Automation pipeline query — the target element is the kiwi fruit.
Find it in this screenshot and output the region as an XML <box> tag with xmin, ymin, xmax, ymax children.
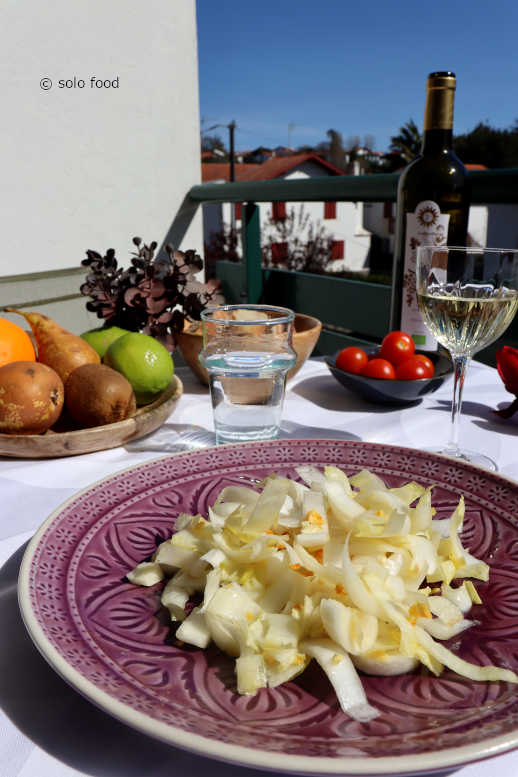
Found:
<box><xmin>65</xmin><ymin>363</ymin><xmax>137</xmax><ymax>428</ymax></box>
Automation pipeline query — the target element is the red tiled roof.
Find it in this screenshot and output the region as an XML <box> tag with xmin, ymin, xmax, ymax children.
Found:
<box><xmin>201</xmin><ymin>163</ymin><xmax>258</xmax><ymax>183</ymax></box>
<box><xmin>244</xmin><ymin>153</ymin><xmax>345</xmax><ymax>179</ymax></box>
<box><xmin>201</xmin><ymin>153</ymin><xmax>346</xmax><ymax>183</ymax></box>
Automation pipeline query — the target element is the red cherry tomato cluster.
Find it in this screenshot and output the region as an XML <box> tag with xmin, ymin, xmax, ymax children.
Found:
<box><xmin>335</xmin><ymin>331</ymin><xmax>435</xmax><ymax>381</ymax></box>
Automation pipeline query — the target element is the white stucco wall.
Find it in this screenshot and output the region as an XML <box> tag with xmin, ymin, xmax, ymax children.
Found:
<box><xmin>2</xmin><ymin>0</ymin><xmax>202</xmax><ymax>278</ymax></box>
<box><xmin>467</xmin><ymin>206</ymin><xmax>489</xmax><ymax>248</ymax></box>
<box><xmin>363</xmin><ymin>202</ymin><xmax>395</xmax><ymax>252</ymax></box>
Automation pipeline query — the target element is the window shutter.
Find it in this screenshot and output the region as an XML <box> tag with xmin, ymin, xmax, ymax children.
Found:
<box><xmin>331</xmin><ymin>240</ymin><xmax>344</xmax><ymax>260</ymax></box>
<box><xmin>324</xmin><ymin>201</ymin><xmax>337</xmax><ymax>219</ymax></box>
<box><xmin>272</xmin><ymin>202</ymin><xmax>287</xmax><ymax>220</ymax></box>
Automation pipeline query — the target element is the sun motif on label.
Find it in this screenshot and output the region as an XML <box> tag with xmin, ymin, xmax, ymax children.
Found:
<box><xmin>417</xmin><ymin>204</ymin><xmax>440</xmax><ymax>227</ymax></box>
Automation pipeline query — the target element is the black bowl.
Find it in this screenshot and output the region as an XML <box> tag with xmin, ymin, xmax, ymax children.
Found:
<box><xmin>325</xmin><ymin>346</ymin><xmax>453</xmax><ymax>405</ymax></box>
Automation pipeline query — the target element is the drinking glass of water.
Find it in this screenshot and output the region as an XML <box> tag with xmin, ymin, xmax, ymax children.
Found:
<box><xmin>199</xmin><ymin>304</ymin><xmax>297</xmax><ymax>445</ymax></box>
<box><xmin>416</xmin><ymin>246</ymin><xmax>518</xmax><ymax>470</ymax></box>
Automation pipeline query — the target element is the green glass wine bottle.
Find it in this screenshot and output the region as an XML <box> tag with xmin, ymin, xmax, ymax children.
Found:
<box><xmin>389</xmin><ymin>71</ymin><xmax>470</xmax><ymax>350</ymax></box>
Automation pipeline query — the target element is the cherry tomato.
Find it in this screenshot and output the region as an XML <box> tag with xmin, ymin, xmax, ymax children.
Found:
<box><xmin>396</xmin><ymin>355</ymin><xmax>433</xmax><ymax>380</ymax></box>
<box><xmin>361</xmin><ymin>358</ymin><xmax>396</xmax><ymax>380</ymax></box>
<box><xmin>378</xmin><ymin>331</ymin><xmax>415</xmax><ymax>367</ymax></box>
<box><xmin>335</xmin><ymin>346</ymin><xmax>368</xmax><ymax>374</ymax></box>
<box><xmin>411</xmin><ymin>354</ymin><xmax>435</xmax><ymax>378</ymax></box>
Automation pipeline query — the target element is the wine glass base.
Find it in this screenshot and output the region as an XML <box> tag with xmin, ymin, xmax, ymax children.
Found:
<box><xmin>422</xmin><ymin>446</ymin><xmax>498</xmax><ymax>472</ymax></box>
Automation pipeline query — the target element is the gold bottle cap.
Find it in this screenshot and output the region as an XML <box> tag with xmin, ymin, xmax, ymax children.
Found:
<box><xmin>427</xmin><ymin>71</ymin><xmax>456</xmax><ymax>90</ymax></box>
<box><xmin>424</xmin><ymin>72</ymin><xmax>456</xmax><ymax>131</ymax></box>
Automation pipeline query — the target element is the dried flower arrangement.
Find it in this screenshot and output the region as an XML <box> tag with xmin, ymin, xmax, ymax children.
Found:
<box><xmin>80</xmin><ymin>237</ymin><xmax>223</xmax><ymax>350</ymax></box>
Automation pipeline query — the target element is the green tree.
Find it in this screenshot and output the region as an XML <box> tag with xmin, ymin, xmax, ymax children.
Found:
<box><xmin>453</xmin><ymin>121</ymin><xmax>518</xmax><ymax>168</ymax></box>
<box><xmin>306</xmin><ymin>130</ymin><xmax>346</xmax><ymax>170</ymax></box>
<box><xmin>389</xmin><ymin>119</ymin><xmax>422</xmax><ymax>163</ymax></box>
<box><xmin>201</xmin><ymin>134</ymin><xmax>228</xmax><ymax>158</ymax></box>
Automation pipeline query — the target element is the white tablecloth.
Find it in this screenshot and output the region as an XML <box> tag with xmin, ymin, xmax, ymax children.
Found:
<box><xmin>1</xmin><ymin>358</ymin><xmax>517</xmax><ymax>777</ymax></box>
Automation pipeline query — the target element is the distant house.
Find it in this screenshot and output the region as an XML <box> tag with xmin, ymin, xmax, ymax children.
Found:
<box><xmin>202</xmin><ymin>152</ymin><xmax>372</xmax><ymax>274</ymax></box>
<box><xmin>344</xmin><ymin>146</ymin><xmax>386</xmax><ymax>174</ymax></box>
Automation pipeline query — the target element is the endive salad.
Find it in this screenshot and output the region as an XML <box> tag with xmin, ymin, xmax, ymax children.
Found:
<box><xmin>127</xmin><ymin>465</ymin><xmax>518</xmax><ymax>721</ymax></box>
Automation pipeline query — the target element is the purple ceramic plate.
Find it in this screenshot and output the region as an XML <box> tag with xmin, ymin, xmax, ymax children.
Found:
<box><xmin>18</xmin><ymin>441</ymin><xmax>518</xmax><ymax>777</ymax></box>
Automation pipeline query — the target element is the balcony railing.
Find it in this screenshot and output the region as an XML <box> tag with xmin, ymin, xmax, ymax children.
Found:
<box><xmin>188</xmin><ymin>169</ymin><xmax>518</xmax><ymax>364</ymax></box>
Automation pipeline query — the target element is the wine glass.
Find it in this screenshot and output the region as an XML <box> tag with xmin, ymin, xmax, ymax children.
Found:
<box><xmin>416</xmin><ymin>246</ymin><xmax>518</xmax><ymax>471</ymax></box>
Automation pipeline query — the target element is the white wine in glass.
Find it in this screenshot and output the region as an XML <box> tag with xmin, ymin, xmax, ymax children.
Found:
<box><xmin>416</xmin><ymin>246</ymin><xmax>518</xmax><ymax>470</ymax></box>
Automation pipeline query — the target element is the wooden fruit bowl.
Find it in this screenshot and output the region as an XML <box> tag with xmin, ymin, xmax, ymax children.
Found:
<box><xmin>0</xmin><ymin>374</ymin><xmax>183</xmax><ymax>459</ymax></box>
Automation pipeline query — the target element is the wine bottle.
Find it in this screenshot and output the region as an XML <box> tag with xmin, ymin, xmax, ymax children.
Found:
<box><xmin>389</xmin><ymin>71</ymin><xmax>470</xmax><ymax>350</ymax></box>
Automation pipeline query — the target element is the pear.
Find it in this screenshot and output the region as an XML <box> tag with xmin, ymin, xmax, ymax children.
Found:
<box><xmin>6</xmin><ymin>308</ymin><xmax>100</xmax><ymax>383</ymax></box>
<box><xmin>0</xmin><ymin>360</ymin><xmax>64</xmax><ymax>434</ymax></box>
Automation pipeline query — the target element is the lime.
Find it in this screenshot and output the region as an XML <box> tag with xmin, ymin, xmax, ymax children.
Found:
<box><xmin>104</xmin><ymin>332</ymin><xmax>174</xmax><ymax>405</ymax></box>
<box><xmin>81</xmin><ymin>326</ymin><xmax>130</xmax><ymax>359</ymax></box>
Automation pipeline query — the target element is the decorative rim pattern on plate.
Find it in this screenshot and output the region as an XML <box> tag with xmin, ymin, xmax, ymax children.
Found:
<box><xmin>18</xmin><ymin>440</ymin><xmax>518</xmax><ymax>776</ymax></box>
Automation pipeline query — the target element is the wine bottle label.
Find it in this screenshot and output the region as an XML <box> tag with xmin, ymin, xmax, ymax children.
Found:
<box><xmin>400</xmin><ymin>200</ymin><xmax>449</xmax><ymax>350</ymax></box>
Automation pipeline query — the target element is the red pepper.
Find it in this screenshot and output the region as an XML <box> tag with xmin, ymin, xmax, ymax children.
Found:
<box><xmin>494</xmin><ymin>346</ymin><xmax>518</xmax><ymax>418</ymax></box>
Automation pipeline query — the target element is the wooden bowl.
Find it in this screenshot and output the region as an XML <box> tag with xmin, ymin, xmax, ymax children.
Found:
<box><xmin>0</xmin><ymin>375</ymin><xmax>183</xmax><ymax>458</ymax></box>
<box><xmin>176</xmin><ymin>313</ymin><xmax>322</xmax><ymax>385</ymax></box>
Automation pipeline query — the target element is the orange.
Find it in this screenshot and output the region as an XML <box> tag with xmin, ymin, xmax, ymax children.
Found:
<box><xmin>0</xmin><ymin>316</ymin><xmax>36</xmax><ymax>367</ymax></box>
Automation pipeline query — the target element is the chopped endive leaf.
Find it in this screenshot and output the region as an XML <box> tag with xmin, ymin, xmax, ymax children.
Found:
<box><xmin>236</xmin><ymin>653</ymin><xmax>267</xmax><ymax>695</ymax></box>
<box><xmin>175</xmin><ymin>606</ymin><xmax>211</xmax><ymax>648</ymax></box>
<box><xmin>320</xmin><ymin>598</ymin><xmax>378</xmax><ymax>655</ymax></box>
<box><xmin>389</xmin><ymin>481</ymin><xmax>426</xmax><ymax>506</ymax></box>
<box><xmin>349</xmin><ymin>469</ymin><xmax>386</xmax><ymax>492</ymax></box>
<box><xmin>465</xmin><ymin>580</ymin><xmax>482</xmax><ymax>605</ymax></box>
<box><xmin>127</xmin><ymin>561</ymin><xmax>164</xmax><ymax>587</ymax></box>
<box><xmin>324</xmin><ymin>465</ymin><xmax>352</xmax><ymax>493</ymax></box>
<box><xmin>302</xmin><ymin>638</ymin><xmax>380</xmax><ymax>721</ymax></box>
<box><xmin>325</xmin><ymin>480</ymin><xmax>364</xmax><ymax>524</ymax></box>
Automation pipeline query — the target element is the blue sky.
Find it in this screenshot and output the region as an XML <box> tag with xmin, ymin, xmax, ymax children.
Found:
<box><xmin>196</xmin><ymin>0</ymin><xmax>518</xmax><ymax>154</ymax></box>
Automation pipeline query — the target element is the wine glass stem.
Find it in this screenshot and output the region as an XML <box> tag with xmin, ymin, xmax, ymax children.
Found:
<box><xmin>445</xmin><ymin>353</ymin><xmax>470</xmax><ymax>457</ymax></box>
